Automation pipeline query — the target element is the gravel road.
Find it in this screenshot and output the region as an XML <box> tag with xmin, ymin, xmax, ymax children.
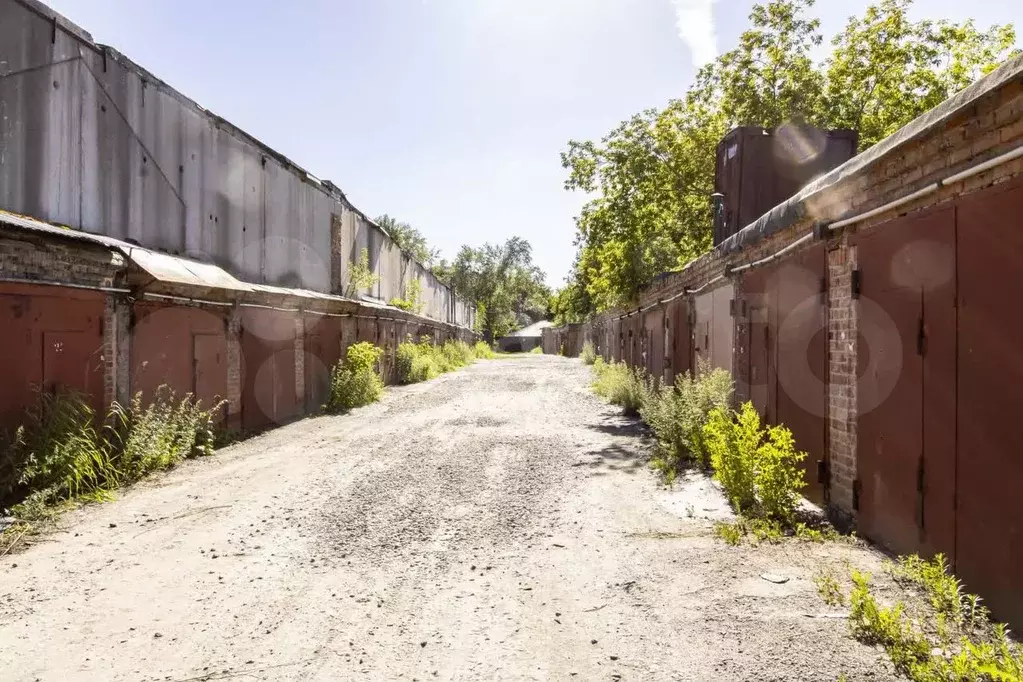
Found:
<box><xmin>1</xmin><ymin>355</ymin><xmax>896</xmax><ymax>681</ymax></box>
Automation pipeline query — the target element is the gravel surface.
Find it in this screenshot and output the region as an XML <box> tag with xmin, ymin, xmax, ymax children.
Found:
<box><xmin>0</xmin><ymin>355</ymin><xmax>897</xmax><ymax>681</ymax></box>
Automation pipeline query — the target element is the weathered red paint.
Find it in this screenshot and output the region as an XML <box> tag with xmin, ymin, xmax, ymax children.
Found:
<box><xmin>956</xmin><ymin>177</ymin><xmax>1023</xmax><ymax>627</ymax></box>
<box><xmin>0</xmin><ymin>283</ymin><xmax>105</xmax><ymax>431</ymax></box>
<box><xmin>131</xmin><ymin>302</ymin><xmax>228</xmax><ymax>414</ymax></box>
<box><xmin>303</xmin><ymin>313</ymin><xmax>342</xmax><ymax>412</ymax></box>
<box><xmin>240</xmin><ymin>308</ymin><xmax>299</xmax><ymax>432</ymax></box>
<box><xmin>775</xmin><ymin>244</ymin><xmax>828</xmax><ymax>505</ymax></box>
<box><xmin>643</xmin><ymin>307</ymin><xmax>664</xmax><ymax>382</ymax></box>
<box><xmin>855</xmin><ymin>207</ymin><xmax>956</xmax><ymax>559</ymax></box>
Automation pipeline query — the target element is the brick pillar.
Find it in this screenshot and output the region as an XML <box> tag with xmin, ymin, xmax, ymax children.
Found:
<box><xmin>827</xmin><ymin>240</ymin><xmax>858</xmax><ymax>524</ymax></box>
<box><xmin>103</xmin><ymin>295</ymin><xmax>132</xmax><ymax>408</ymax></box>
<box><xmin>294</xmin><ymin>316</ymin><xmax>305</xmax><ymax>414</ymax></box>
<box><xmin>226</xmin><ymin>306</ymin><xmax>242</xmax><ymax>430</ymax></box>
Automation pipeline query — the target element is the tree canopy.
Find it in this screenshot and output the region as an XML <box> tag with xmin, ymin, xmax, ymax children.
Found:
<box><xmin>558</xmin><ymin>0</ymin><xmax>1016</xmax><ymax>315</ymax></box>
<box><xmin>375</xmin><ymin>214</ymin><xmax>439</xmax><ymax>267</ymax></box>
<box><xmin>433</xmin><ymin>237</ymin><xmax>552</xmax><ymax>340</ymax></box>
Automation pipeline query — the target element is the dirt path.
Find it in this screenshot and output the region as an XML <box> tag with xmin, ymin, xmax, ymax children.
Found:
<box><xmin>0</xmin><ymin>356</ymin><xmax>895</xmax><ymax>681</ymax></box>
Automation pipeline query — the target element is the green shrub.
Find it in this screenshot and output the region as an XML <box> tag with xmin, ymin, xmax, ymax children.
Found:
<box><xmin>394</xmin><ymin>337</ymin><xmax>481</xmax><ymax>385</ymax></box>
<box><xmin>703</xmin><ymin>401</ymin><xmax>806</xmax><ymax>524</ymax></box>
<box><xmin>441</xmin><ymin>340</ymin><xmax>476</xmax><ymax>369</ymax></box>
<box><xmin>473</xmin><ymin>341</ymin><xmax>497</xmax><ymax>359</ymax></box>
<box><xmin>640</xmin><ymin>359</ymin><xmax>733</xmax><ymax>472</ymax></box>
<box><xmin>580</xmin><ymin>341</ymin><xmax>597</xmax><ymax>365</ymax></box>
<box><xmin>326</xmin><ymin>342</ymin><xmax>384</xmax><ymax>412</ymax></box>
<box><xmin>591</xmin><ymin>360</ymin><xmax>649</xmax><ymax>416</ymax></box>
<box><xmin>530</xmin><ymin>345</ymin><xmax>544</xmax><ymax>355</ymax></box>
<box><xmin>108</xmin><ymin>387</ymin><xmax>222</xmax><ymax>481</ymax></box>
<box><xmin>2</xmin><ymin>387</ymin><xmax>223</xmax><ymax>515</ymax></box>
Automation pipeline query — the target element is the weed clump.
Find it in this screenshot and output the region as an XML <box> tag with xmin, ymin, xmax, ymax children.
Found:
<box><xmin>1</xmin><ymin>387</ymin><xmax>223</xmax><ymax>549</ymax></box>
<box><xmin>823</xmin><ymin>556</ymin><xmax>1023</xmax><ymax>681</ymax></box>
<box><xmin>641</xmin><ymin>359</ymin><xmax>733</xmax><ymax>473</ymax></box>
<box><xmin>530</xmin><ymin>346</ymin><xmax>544</xmax><ymax>355</ymax></box>
<box><xmin>591</xmin><ymin>358</ymin><xmax>648</xmax><ymax>416</ymax></box>
<box><xmin>580</xmin><ymin>341</ymin><xmax>598</xmax><ymax>365</ymax></box>
<box><xmin>473</xmin><ymin>341</ymin><xmax>496</xmax><ymax>359</ymax></box>
<box><xmin>326</xmin><ymin>342</ymin><xmax>385</xmax><ymax>412</ymax></box>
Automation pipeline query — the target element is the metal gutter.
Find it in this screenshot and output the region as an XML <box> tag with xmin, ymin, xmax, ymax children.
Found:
<box><xmin>0</xmin><ymin>276</ymin><xmax>130</xmax><ymax>294</ymax></box>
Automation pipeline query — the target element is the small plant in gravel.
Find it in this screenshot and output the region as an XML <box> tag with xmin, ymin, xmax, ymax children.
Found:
<box><xmin>530</xmin><ymin>345</ymin><xmax>544</xmax><ymax>354</ymax></box>
<box><xmin>580</xmin><ymin>341</ymin><xmax>597</xmax><ymax>365</ymax></box>
<box><xmin>815</xmin><ymin>567</ymin><xmax>846</xmax><ymax>607</ymax></box>
<box><xmin>828</xmin><ymin>557</ymin><xmax>1023</xmax><ymax>681</ymax></box>
<box><xmin>326</xmin><ymin>342</ymin><xmax>385</xmax><ymax>412</ymax></box>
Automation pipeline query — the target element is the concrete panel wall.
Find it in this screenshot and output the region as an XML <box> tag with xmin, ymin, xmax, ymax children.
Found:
<box><xmin>0</xmin><ymin>0</ymin><xmax>474</xmax><ymax>329</ymax></box>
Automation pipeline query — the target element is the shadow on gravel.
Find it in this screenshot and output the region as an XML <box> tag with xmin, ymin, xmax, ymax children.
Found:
<box><xmin>586</xmin><ymin>419</ymin><xmax>649</xmax><ymax>438</ymax></box>
<box><xmin>572</xmin><ymin>443</ymin><xmax>648</xmax><ymax>476</ymax></box>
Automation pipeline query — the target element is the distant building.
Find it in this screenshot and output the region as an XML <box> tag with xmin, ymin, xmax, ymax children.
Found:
<box><xmin>496</xmin><ymin>320</ymin><xmax>553</xmax><ymax>352</ymax></box>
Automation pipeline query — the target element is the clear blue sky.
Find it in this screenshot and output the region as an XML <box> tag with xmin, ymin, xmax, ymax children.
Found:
<box><xmin>47</xmin><ymin>0</ymin><xmax>1023</xmax><ymax>287</ymax></box>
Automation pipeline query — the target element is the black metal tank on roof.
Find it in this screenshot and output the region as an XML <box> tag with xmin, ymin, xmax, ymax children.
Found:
<box><xmin>712</xmin><ymin>124</ymin><xmax>858</xmax><ymax>247</ymax></box>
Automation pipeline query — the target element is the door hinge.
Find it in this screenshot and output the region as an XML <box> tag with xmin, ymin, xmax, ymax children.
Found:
<box><xmin>851</xmin><ymin>269</ymin><xmax>862</xmax><ymax>299</ymax></box>
<box><xmin>816</xmin><ymin>459</ymin><xmax>830</xmax><ymax>486</ymax></box>
<box><xmin>917</xmin><ymin>319</ymin><xmax>928</xmax><ymax>356</ymax></box>
<box><xmin>852</xmin><ymin>479</ymin><xmax>862</xmax><ymax>511</ymax></box>
<box><xmin>729</xmin><ymin>299</ymin><xmax>736</xmax><ymax>317</ymax></box>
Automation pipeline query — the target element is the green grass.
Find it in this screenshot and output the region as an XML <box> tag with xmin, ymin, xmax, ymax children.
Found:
<box><xmin>1</xmin><ymin>387</ymin><xmax>224</xmax><ymax>553</ymax></box>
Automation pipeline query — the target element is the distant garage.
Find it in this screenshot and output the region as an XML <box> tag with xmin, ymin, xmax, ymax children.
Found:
<box><xmin>496</xmin><ymin>320</ymin><xmax>552</xmax><ymax>353</ymax></box>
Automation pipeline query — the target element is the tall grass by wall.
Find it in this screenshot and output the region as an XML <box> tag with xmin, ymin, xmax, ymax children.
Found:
<box><xmin>395</xmin><ymin>337</ymin><xmax>494</xmax><ymax>385</ymax></box>
<box><xmin>0</xmin><ymin>388</ymin><xmax>223</xmax><ymax>516</ymax></box>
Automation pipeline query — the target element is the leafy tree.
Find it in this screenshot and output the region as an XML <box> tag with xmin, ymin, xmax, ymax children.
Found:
<box><xmin>562</xmin><ymin>0</ymin><xmax>1016</xmax><ymax>315</ymax></box>
<box><xmin>824</xmin><ymin>0</ymin><xmax>1017</xmax><ymax>148</ymax></box>
<box><xmin>375</xmin><ymin>214</ymin><xmax>439</xmax><ymax>267</ymax></box>
<box><xmin>434</xmin><ymin>237</ymin><xmax>551</xmax><ymax>340</ymax></box>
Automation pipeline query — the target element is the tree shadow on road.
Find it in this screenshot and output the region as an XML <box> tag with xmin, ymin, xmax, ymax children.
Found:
<box><xmin>571</xmin><ymin>442</ymin><xmax>648</xmax><ymax>476</ymax></box>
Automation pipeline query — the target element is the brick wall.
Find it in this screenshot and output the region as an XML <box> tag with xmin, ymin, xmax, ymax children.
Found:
<box><xmin>571</xmin><ymin>63</ymin><xmax>1023</xmax><ymax>523</ymax></box>
<box><xmin>0</xmin><ymin>230</ymin><xmax>124</xmax><ymax>286</ymax></box>
<box><xmin>226</xmin><ymin>306</ymin><xmax>243</xmax><ymax>430</ymax></box>
<box><xmin>826</xmin><ymin>240</ymin><xmax>857</xmax><ymax>522</ymax></box>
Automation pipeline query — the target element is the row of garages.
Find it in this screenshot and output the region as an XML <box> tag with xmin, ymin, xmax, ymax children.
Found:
<box><xmin>0</xmin><ymin>212</ymin><xmax>473</xmax><ymax>438</ymax></box>
<box><xmin>551</xmin><ymin>56</ymin><xmax>1023</xmax><ymax>627</ymax></box>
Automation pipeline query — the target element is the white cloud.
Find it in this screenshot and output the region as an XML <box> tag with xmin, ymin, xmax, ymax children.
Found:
<box><xmin>670</xmin><ymin>0</ymin><xmax>718</xmax><ymax>67</ymax></box>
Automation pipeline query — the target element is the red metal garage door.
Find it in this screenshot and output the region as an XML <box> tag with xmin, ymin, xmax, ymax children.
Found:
<box><xmin>775</xmin><ymin>244</ymin><xmax>828</xmax><ymax>506</ymax></box>
<box><xmin>855</xmin><ymin>206</ymin><xmax>956</xmax><ymax>560</ymax></box>
<box><xmin>956</xmin><ymin>177</ymin><xmax>1023</xmax><ymax>627</ymax></box>
<box><xmin>131</xmin><ymin>302</ymin><xmax>228</xmax><ymax>410</ymax></box>
<box><xmin>0</xmin><ymin>284</ymin><xmax>105</xmax><ymax>431</ymax></box>
<box><xmin>241</xmin><ymin>309</ymin><xmax>299</xmax><ymax>432</ymax></box>
<box><xmin>645</xmin><ymin>306</ymin><xmax>665</xmax><ymax>382</ymax></box>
